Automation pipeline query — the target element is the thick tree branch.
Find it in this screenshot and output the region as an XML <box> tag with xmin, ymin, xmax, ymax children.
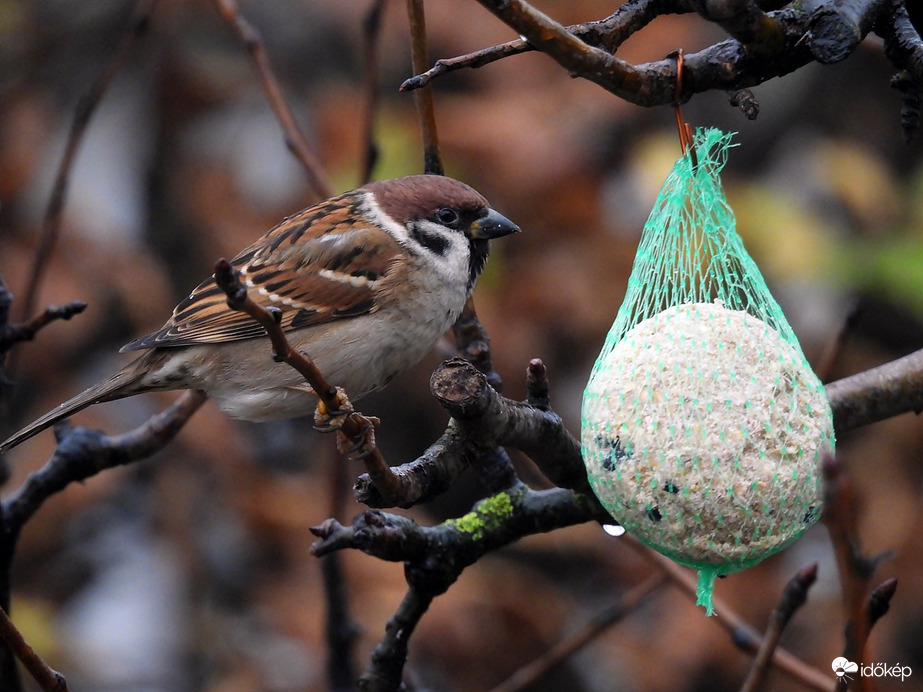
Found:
<box><xmin>406</xmin><ymin>0</ymin><xmax>902</xmax><ymax>110</ymax></box>
<box><xmin>689</xmin><ymin>0</ymin><xmax>786</xmax><ymax>50</ymax></box>
<box><xmin>401</xmin><ymin>0</ymin><xmax>688</xmax><ymax>91</ymax></box>
<box><xmin>825</xmin><ymin>347</ymin><xmax>923</xmax><ymax>433</ymax></box>
<box><xmin>2</xmin><ymin>390</ymin><xmax>207</xmax><ymax>538</ymax></box>
<box><xmin>808</xmin><ymin>0</ymin><xmax>890</xmax><ymax>64</ymax></box>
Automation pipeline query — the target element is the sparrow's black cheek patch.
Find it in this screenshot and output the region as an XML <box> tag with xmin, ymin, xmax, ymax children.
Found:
<box><xmin>411</xmin><ymin>226</ymin><xmax>450</xmax><ymax>257</ymax></box>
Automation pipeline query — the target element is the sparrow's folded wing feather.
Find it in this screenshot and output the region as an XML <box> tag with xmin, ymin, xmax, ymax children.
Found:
<box><xmin>122</xmin><ymin>217</ymin><xmax>404</xmax><ymax>351</ymax></box>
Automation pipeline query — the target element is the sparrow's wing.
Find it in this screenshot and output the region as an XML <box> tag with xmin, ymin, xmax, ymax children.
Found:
<box><xmin>122</xmin><ymin>200</ymin><xmax>404</xmax><ymax>351</ymax></box>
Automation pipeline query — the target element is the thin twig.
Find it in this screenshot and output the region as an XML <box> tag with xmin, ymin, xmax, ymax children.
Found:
<box><xmin>405</xmin><ymin>0</ymin><xmax>443</xmax><ymax>175</ymax></box>
<box><xmin>0</xmin><ymin>606</ymin><xmax>68</xmax><ymax>692</ymax></box>
<box><xmin>212</xmin><ymin>259</ymin><xmax>404</xmax><ymax>502</ymax></box>
<box><xmin>0</xmin><ymin>302</ymin><xmax>88</xmax><ymax>353</ymax></box>
<box><xmin>359</xmin><ymin>0</ymin><xmax>389</xmax><ymax>185</ymax></box>
<box><xmin>488</xmin><ymin>572</ymin><xmax>668</xmax><ymax>692</ymax></box>
<box><xmin>210</xmin><ymin>0</ymin><xmax>334</xmax><ymax>200</ymax></box>
<box><xmin>739</xmin><ymin>563</ymin><xmax>818</xmax><ymax>692</ymax></box>
<box><xmin>822</xmin><ymin>454</ymin><xmax>890</xmax><ymax>692</ymax></box>
<box><xmin>213</xmin><ymin>258</ymin><xmax>338</xmax><ymax>405</ymax></box>
<box><xmin>633</xmin><ymin>542</ymin><xmax>832</xmax><ymax>692</ymax></box>
<box><xmin>400</xmin><ymin>0</ymin><xmax>682</xmax><ymax>92</ymax></box>
<box><xmin>817</xmin><ymin>300</ymin><xmax>862</xmax><ymax>384</ymax></box>
<box><xmin>19</xmin><ymin>0</ymin><xmax>160</xmax><ymax>323</ymax></box>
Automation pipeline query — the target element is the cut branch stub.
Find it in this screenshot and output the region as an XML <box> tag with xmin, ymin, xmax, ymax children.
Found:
<box><xmin>430</xmin><ymin>356</ymin><xmax>492</xmax><ymax>418</ymax></box>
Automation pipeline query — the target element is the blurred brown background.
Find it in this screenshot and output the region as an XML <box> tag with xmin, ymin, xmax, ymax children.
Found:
<box><xmin>2</xmin><ymin>1</ymin><xmax>923</xmax><ymax>691</ymax></box>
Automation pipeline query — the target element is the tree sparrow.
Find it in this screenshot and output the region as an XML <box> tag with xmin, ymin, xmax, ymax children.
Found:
<box><xmin>1</xmin><ymin>175</ymin><xmax>520</xmax><ymax>452</ymax></box>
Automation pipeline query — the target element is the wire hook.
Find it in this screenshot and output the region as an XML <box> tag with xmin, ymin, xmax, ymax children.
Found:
<box><xmin>671</xmin><ymin>49</ymin><xmax>698</xmax><ymax>168</ymax></box>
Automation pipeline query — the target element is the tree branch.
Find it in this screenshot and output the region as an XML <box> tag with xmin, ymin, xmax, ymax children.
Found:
<box><xmin>639</xmin><ymin>545</ymin><xmax>832</xmax><ymax>691</ymax></box>
<box><xmin>405</xmin><ymin>0</ymin><xmax>902</xmax><ymax>110</ymax></box>
<box><xmin>0</xmin><ymin>606</ymin><xmax>69</xmax><ymax>692</ymax></box>
<box><xmin>739</xmin><ymin>563</ymin><xmax>818</xmax><ymax>692</ymax></box>
<box><xmin>822</xmin><ymin>454</ymin><xmax>893</xmax><ymax>691</ymax></box>
<box><xmin>406</xmin><ymin>0</ymin><xmax>443</xmax><ymax>175</ymax></box>
<box><xmin>488</xmin><ymin>572</ymin><xmax>668</xmax><ymax>692</ymax></box>
<box><xmin>210</xmin><ymin>0</ymin><xmax>334</xmax><ymax>200</ymax></box>
<box><xmin>824</xmin><ymin>347</ymin><xmax>923</xmax><ymax>433</ymax></box>
<box><xmin>2</xmin><ymin>390</ymin><xmax>208</xmax><ymax>539</ymax></box>
<box><xmin>807</xmin><ymin>0</ymin><xmax>891</xmax><ymax>64</ymax></box>
<box><xmin>401</xmin><ymin>0</ymin><xmax>690</xmax><ymax>92</ymax></box>
<box><xmin>18</xmin><ymin>0</ymin><xmax>159</xmax><ymax>324</ymax></box>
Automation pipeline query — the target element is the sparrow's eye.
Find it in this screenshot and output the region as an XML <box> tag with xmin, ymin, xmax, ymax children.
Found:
<box><xmin>435</xmin><ymin>208</ymin><xmax>460</xmax><ymax>228</ymax></box>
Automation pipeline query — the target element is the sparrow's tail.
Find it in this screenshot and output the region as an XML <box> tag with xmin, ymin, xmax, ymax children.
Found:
<box><xmin>0</xmin><ymin>362</ymin><xmax>148</xmax><ymax>454</ymax></box>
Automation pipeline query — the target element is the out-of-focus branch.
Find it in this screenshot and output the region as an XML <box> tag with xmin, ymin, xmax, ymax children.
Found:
<box><xmin>825</xmin><ymin>347</ymin><xmax>923</xmax><ymax>433</ymax></box>
<box><xmin>638</xmin><ymin>545</ymin><xmax>832</xmax><ymax>691</ymax></box>
<box><xmin>19</xmin><ymin>0</ymin><xmax>160</xmax><ymax>324</ymax></box>
<box><xmin>359</xmin><ymin>0</ymin><xmax>389</xmax><ymax>185</ymax></box>
<box><xmin>2</xmin><ymin>390</ymin><xmax>208</xmax><ymax>538</ymax></box>
<box><xmin>822</xmin><ymin>455</ymin><xmax>893</xmax><ymax>691</ymax></box>
<box><xmin>0</xmin><ymin>266</ymin><xmax>86</xmax><ymax>396</ymax></box>
<box><xmin>0</xmin><ymin>606</ymin><xmax>69</xmax><ymax>692</ymax></box>
<box><xmin>739</xmin><ymin>563</ymin><xmax>818</xmax><ymax>692</ymax></box>
<box><xmin>0</xmin><ymin>302</ymin><xmax>87</xmax><ymax>354</ymax></box>
<box><xmin>488</xmin><ymin>572</ymin><xmax>668</xmax><ymax>692</ymax></box>
<box><xmin>210</xmin><ymin>0</ymin><xmax>334</xmax><ymax>200</ymax></box>
<box><xmin>406</xmin><ymin>0</ymin><xmax>443</xmax><ymax>175</ymax></box>
<box><xmin>451</xmin><ymin>297</ymin><xmax>503</xmax><ymax>390</ymax></box>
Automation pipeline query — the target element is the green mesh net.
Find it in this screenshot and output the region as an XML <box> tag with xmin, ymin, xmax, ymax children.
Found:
<box><xmin>581</xmin><ymin>128</ymin><xmax>835</xmax><ymax>614</ymax></box>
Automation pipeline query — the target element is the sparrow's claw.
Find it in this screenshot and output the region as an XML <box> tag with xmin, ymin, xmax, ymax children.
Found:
<box><xmin>313</xmin><ymin>387</ymin><xmax>354</xmax><ymax>432</ymax></box>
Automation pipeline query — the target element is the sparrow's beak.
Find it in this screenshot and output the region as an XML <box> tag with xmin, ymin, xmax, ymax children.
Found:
<box><xmin>469</xmin><ymin>208</ymin><xmax>521</xmax><ymax>240</ymax></box>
